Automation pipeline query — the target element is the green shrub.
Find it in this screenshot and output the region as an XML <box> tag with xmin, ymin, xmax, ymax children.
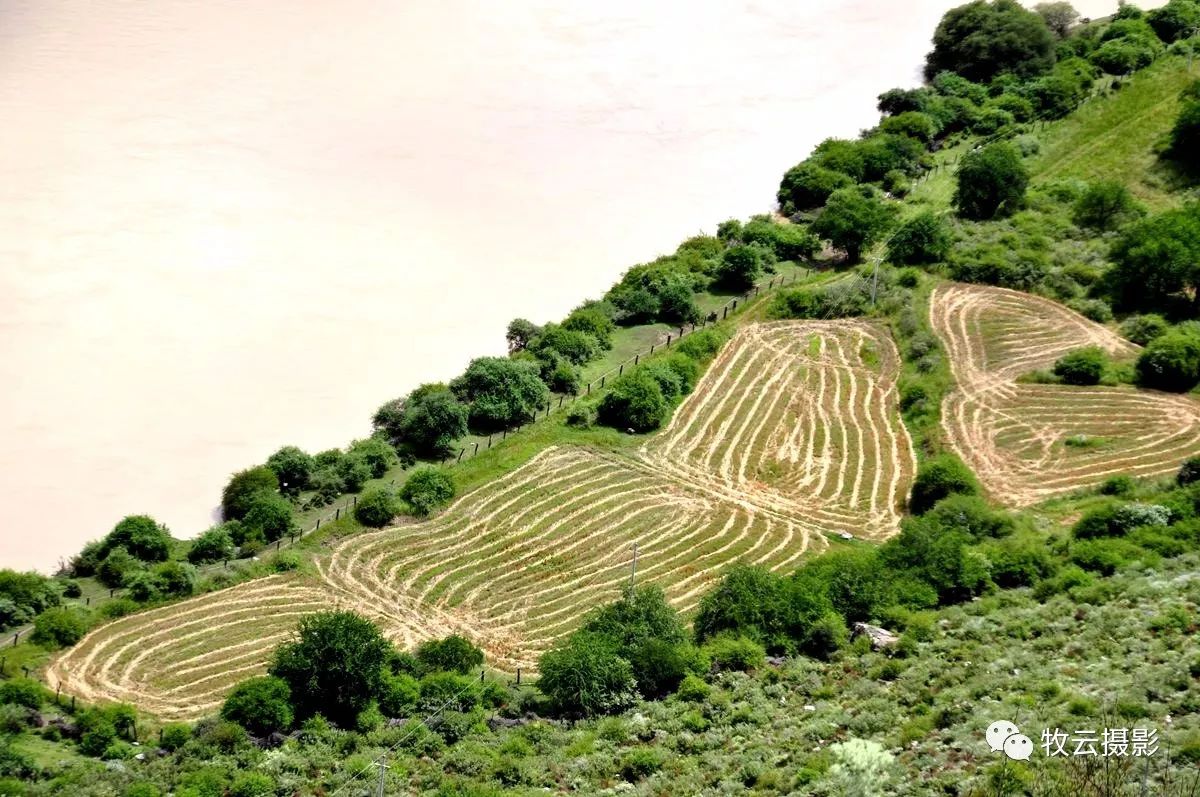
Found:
<box><xmin>1120</xmin><ymin>314</ymin><xmax>1168</xmax><ymax>346</ymax></box>
<box><xmin>597</xmin><ymin>370</ymin><xmax>669</xmax><ymax>433</ymax></box>
<box><xmin>909</xmin><ymin>454</ymin><xmax>980</xmax><ymax>514</ymax></box>
<box><xmin>564</xmin><ymin>403</ymin><xmax>596</xmax><ymax>428</ymax></box>
<box><xmin>270</xmin><ymin>551</ymin><xmax>301</xmax><ymax>572</ymax></box>
<box><xmin>417</xmin><ymin>672</ymin><xmax>481</xmax><ymax>714</ymax></box>
<box><xmin>984</xmin><ymin>536</ymin><xmax>1059</xmax><ymax>588</ymax></box>
<box><xmin>887</xmin><ymin>211</ymin><xmax>951</xmax><ymax>265</ymax></box>
<box><xmin>450</xmin><ymin>357</ymin><xmax>549</xmax><ymax>431</ymax></box>
<box><xmin>347</xmin><ymin>437</ymin><xmax>399</xmax><ymax>479</ymax></box>
<box><xmin>675</xmin><ymin>328</ymin><xmax>730</xmax><ymax>361</ymax></box>
<box><xmin>1100</xmin><ymin>475</ymin><xmax>1136</xmax><ymax>496</ymax></box>
<box><xmin>674</xmin><ymin>673</ymin><xmax>710</xmax><ymax>702</ymax></box>
<box><xmin>400</xmin><ymin>468</ymin><xmax>456</xmax><ymax>517</ymax></box>
<box><xmin>1180</xmin><ymin>456</ymin><xmax>1200</xmax><ymax>486</ymax></box>
<box><xmin>31</xmin><ymin>606</ymin><xmax>89</xmax><ymax>649</ymax></box>
<box><xmin>265</xmin><ymin>446</ymin><xmax>314</xmax><ymax>497</ymax></box>
<box><xmin>99</xmin><ymin>598</ymin><xmax>138</xmax><ymax>619</ymax></box>
<box><xmin>1070</xmin><ymin>538</ymin><xmax>1144</xmax><ymax>575</ymax></box>
<box><xmin>188</xmin><ymin>526</ymin><xmax>236</xmax><ymax>564</ymax></box>
<box><xmin>954</xmin><ymin>142</ymin><xmax>1028</xmax><ymax>220</ymax></box>
<box><xmin>1073</xmin><ymin>180</ymin><xmax>1142</xmax><ymax>230</ymax></box>
<box><xmin>378</xmin><ymin>384</ymin><xmax>469</xmax><ymax>457</ymax></box>
<box><xmin>355</xmin><ymin>485</ymin><xmax>399</xmax><ymax>528</ymax></box>
<box><xmin>221</xmin><ymin>466</ymin><xmax>279</xmax><ymax>522</ymax></box>
<box><xmin>715</xmin><ymin>244</ymin><xmax>766</xmax><ymax>290</ymax></box>
<box><xmin>269</xmin><ymin>611</ymin><xmax>394</xmax><ymax>726</ymax></box>
<box><xmin>415</xmin><ymin>635</ymin><xmax>485</xmax><ymax>675</ymax></box>
<box><xmin>242</xmin><ymin>492</ymin><xmax>297</xmax><ymax>543</ymax></box>
<box><xmin>104</xmin><ymin>515</ymin><xmax>173</xmax><ymax>562</ymax></box>
<box><xmin>924</xmin><ymin>494</ymin><xmax>1014</xmax><ymax>540</ymax></box>
<box><xmin>379</xmin><ymin>671</ymin><xmax>420</xmax><ymax>716</ymax></box>
<box><xmin>1053</xmin><ymin>346</ymin><xmax>1107</xmax><ymax>385</ymax></box>
<box><xmin>0</xmin><ymin>679</ymin><xmax>44</xmax><ymax>710</ymax></box>
<box><xmin>158</xmin><ymin>723</ymin><xmax>191</xmax><ymax>751</ymax></box>
<box><xmin>702</xmin><ymin>634</ymin><xmax>767</xmax><ymax>672</ymax></box>
<box><xmin>221</xmin><ymin>676</ymin><xmax>293</xmax><ymax>736</ymax></box>
<box><xmin>812</xmin><ymin>186</ymin><xmax>896</xmax><ymax>263</ymax></box>
<box><xmin>620</xmin><ymin>748</ymin><xmax>665</xmax><ymax>782</ymax></box>
<box><xmin>777</xmin><ymin>162</ymin><xmax>854</xmax><ymax>214</ymax></box>
<box><xmin>229</xmin><ymin>772</ymin><xmax>274</xmax><ymax>797</ymax></box>
<box><xmin>537</xmin><ymin>632</ymin><xmax>637</xmax><ymax>716</ymax></box>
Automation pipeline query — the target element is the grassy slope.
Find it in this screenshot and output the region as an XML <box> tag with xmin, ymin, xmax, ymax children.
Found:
<box><xmin>1029</xmin><ymin>57</ymin><xmax>1197</xmax><ymax>210</ymax></box>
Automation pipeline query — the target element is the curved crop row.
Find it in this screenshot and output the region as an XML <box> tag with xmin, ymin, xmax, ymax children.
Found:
<box><xmin>932</xmin><ymin>283</ymin><xmax>1200</xmax><ymax>506</ymax></box>
<box><xmin>50</xmin><ymin>320</ymin><xmax>915</xmax><ymax>716</ymax></box>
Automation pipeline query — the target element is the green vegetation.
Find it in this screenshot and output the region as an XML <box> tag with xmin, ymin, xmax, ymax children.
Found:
<box><xmin>399</xmin><ymin>467</ymin><xmax>456</xmax><ymax>517</ymax></box>
<box><xmin>954</xmin><ymin>141</ymin><xmax>1030</xmax><ymax>219</ymax></box>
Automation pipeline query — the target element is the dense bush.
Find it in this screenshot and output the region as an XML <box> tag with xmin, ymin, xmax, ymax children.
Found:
<box><xmin>221</xmin><ymin>676</ymin><xmax>293</xmax><ymax>736</ymax></box>
<box><xmin>415</xmin><ymin>635</ymin><xmax>485</xmax><ymax>675</ymax></box>
<box><xmin>1072</xmin><ymin>181</ymin><xmax>1142</xmax><ymax>230</ymax></box>
<box><xmin>265</xmin><ymin>446</ymin><xmax>314</xmax><ymax>497</ymax></box>
<box><xmin>924</xmin><ymin>0</ymin><xmax>1057</xmax><ymax>82</ymax></box>
<box><xmin>354</xmin><ymin>485</ymin><xmax>399</xmax><ymax>528</ymax></box>
<box><xmin>96</xmin><ymin>547</ymin><xmax>138</xmax><ymax>589</ymax></box>
<box><xmin>1148</xmin><ymin>0</ymin><xmax>1200</xmax><ymax>42</ymax></box>
<box><xmin>31</xmin><ymin>606</ymin><xmax>89</xmax><ymax>649</ymax></box>
<box><xmin>777</xmin><ymin>162</ymin><xmax>855</xmax><ymax>214</ymax></box>
<box><xmin>1136</xmin><ymin>327</ymin><xmax>1200</xmax><ymax>392</ymax></box>
<box><xmin>1052</xmin><ymin>346</ymin><xmax>1107</xmax><ymax>385</ymax></box>
<box><xmin>954</xmin><ymin>142</ymin><xmax>1029</xmax><ymax>220</ymax></box>
<box><xmin>1106</xmin><ymin>203</ymin><xmax>1200</xmax><ymax>312</ymax></box>
<box><xmin>537</xmin><ymin>631</ymin><xmax>638</xmax><ymax>716</ymax></box>
<box><xmin>400</xmin><ymin>467</ymin><xmax>456</xmax><ymax>517</ymax></box>
<box><xmin>675</xmin><ymin>328</ymin><xmax>730</xmax><ymax>361</ymax></box>
<box><xmin>222</xmin><ymin>466</ymin><xmax>279</xmax><ymax>522</ymax></box>
<box><xmin>451</xmin><ymin>358</ymin><xmax>549</xmax><ymax>431</ymax></box>
<box><xmin>923</xmin><ymin>494</ymin><xmax>1014</xmax><ymax>541</ymax></box>
<box><xmin>887</xmin><ymin>211</ymin><xmax>951</xmax><ymax>265</ymax></box>
<box><xmin>909</xmin><ymin>454</ymin><xmax>981</xmax><ymax>514</ymax></box>
<box><xmin>714</xmin><ymin>244</ymin><xmax>766</xmax><ymax>290</ymax></box>
<box><xmin>1120</xmin><ymin>314</ymin><xmax>1168</xmax><ymax>345</ymax></box>
<box><xmin>0</xmin><ymin>679</ymin><xmax>44</xmax><ymax>710</ymax></box>
<box><xmin>1170</xmin><ymin>96</ymin><xmax>1200</xmax><ymax>173</ymax></box>
<box><xmin>597</xmin><ymin>370</ymin><xmax>669</xmax><ymax>433</ymax></box>
<box><xmin>241</xmin><ymin>492</ymin><xmax>298</xmax><ymax>543</ymax></box>
<box><xmin>812</xmin><ymin>186</ymin><xmax>895</xmax><ymax>262</ymax></box>
<box><xmin>269</xmin><ymin>611</ymin><xmax>394</xmax><ymax>726</ymax></box>
<box><xmin>880</xmin><ymin>518</ymin><xmax>991</xmax><ymax>604</ymax></box>
<box><xmin>374</xmin><ymin>384</ymin><xmax>469</xmax><ymax>457</ymax></box>
<box><xmin>187</xmin><ymin>526</ymin><xmax>236</xmax><ymax>564</ymax></box>
<box><xmin>0</xmin><ymin>570</ymin><xmax>60</xmax><ymax>631</ymax></box>
<box><xmin>347</xmin><ymin>437</ymin><xmax>398</xmax><ymax>479</ymax></box>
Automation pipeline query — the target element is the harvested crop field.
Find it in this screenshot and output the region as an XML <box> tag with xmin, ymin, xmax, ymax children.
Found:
<box><xmin>932</xmin><ymin>283</ymin><xmax>1200</xmax><ymax>506</ymax></box>
<box><xmin>49</xmin><ymin>320</ymin><xmax>915</xmax><ymax>717</ymax></box>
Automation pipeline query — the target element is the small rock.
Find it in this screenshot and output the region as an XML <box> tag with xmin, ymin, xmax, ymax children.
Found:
<box><xmin>804</xmin><ymin>705</ymin><xmax>816</xmax><ymax>712</ymax></box>
<box><xmin>133</xmin><ymin>753</ymin><xmax>146</xmax><ymax>761</ymax></box>
<box><xmin>851</xmin><ymin>622</ymin><xmax>900</xmax><ymax>650</ymax></box>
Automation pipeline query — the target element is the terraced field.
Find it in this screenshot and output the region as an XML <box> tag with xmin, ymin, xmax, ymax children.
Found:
<box><xmin>48</xmin><ymin>320</ymin><xmax>915</xmax><ymax>717</ymax></box>
<box><xmin>932</xmin><ymin>283</ymin><xmax>1200</xmax><ymax>506</ymax></box>
<box><xmin>45</xmin><ymin>576</ymin><xmax>330</xmax><ymax>721</ymax></box>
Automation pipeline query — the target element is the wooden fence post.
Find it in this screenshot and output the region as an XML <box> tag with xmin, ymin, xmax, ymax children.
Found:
<box><xmin>634</xmin><ymin>354</ymin><xmax>639</xmax><ymax>365</ymax></box>
<box><xmin>666</xmin><ymin>334</ymin><xmax>672</xmax><ymax>347</ymax></box>
<box><xmin>457</xmin><ymin>449</ymin><xmax>465</xmax><ymax>462</ymax></box>
<box><xmin>618</xmin><ymin>364</ymin><xmax>623</xmax><ymax>376</ymax></box>
<box><xmin>335</xmin><ymin>508</ymin><xmax>340</xmax><ymax>520</ymax></box>
<box><xmin>474</xmin><ymin>442</ymin><xmax>480</xmax><ymax>455</ymax></box>
<box><xmin>316</xmin><ymin>518</ymin><xmax>321</xmax><ymax>531</ymax></box>
<box><xmin>600</xmin><ymin>376</ymin><xmax>605</xmax><ymax>388</ymax></box>
<box><xmin>723</xmin><ymin>306</ymin><xmax>728</xmax><ymax>319</ymax></box>
<box><xmin>516</xmin><ymin>668</ymin><xmax>521</xmax><ymax>685</ymax></box>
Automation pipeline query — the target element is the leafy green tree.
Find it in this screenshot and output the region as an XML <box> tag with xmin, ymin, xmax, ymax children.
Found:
<box><xmin>812</xmin><ymin>186</ymin><xmax>895</xmax><ymax>262</ymax></box>
<box><xmin>188</xmin><ymin>526</ymin><xmax>236</xmax><ymax>564</ymax></box>
<box><xmin>793</xmin><ymin>549</ymin><xmax>894</xmax><ymax>624</ymax></box>
<box><xmin>924</xmin><ymin>494</ymin><xmax>1015</xmax><ymax>541</ymax></box>
<box><xmin>954</xmin><ymin>142</ymin><xmax>1029</xmax><ymax>220</ymax></box>
<box><xmin>450</xmin><ymin>357</ymin><xmax>549</xmax><ymax>431</ymax></box>
<box><xmin>925</xmin><ymin>0</ymin><xmax>1057</xmax><ymax>82</ymax></box>
<box><xmin>1073</xmin><ymin>180</ymin><xmax>1143</xmax><ymax>230</ymax></box>
<box><xmin>376</xmin><ymin>384</ymin><xmax>469</xmax><ymax>457</ymax></box>
<box><xmin>597</xmin><ymin>370</ymin><xmax>669</xmax><ymax>433</ymax></box>
<box><xmin>532</xmin><ymin>324</ymin><xmax>600</xmax><ymax>365</ymax></box>
<box><xmin>242</xmin><ymin>492</ymin><xmax>297</xmax><ymax>543</ymax></box>
<box><xmin>1106</xmin><ymin>203</ymin><xmax>1200</xmax><ymax>311</ymax></box>
<box><xmin>715</xmin><ymin>244</ymin><xmax>765</xmax><ymax>290</ymax></box>
<box><xmin>97</xmin><ymin>546</ymin><xmax>139</xmax><ymax>589</ymax></box>
<box><xmin>221</xmin><ymin>676</ymin><xmax>293</xmax><ymax>736</ymax></box>
<box><xmin>336</xmin><ymin>453</ymin><xmax>373</xmax><ymax>493</ymax></box>
<box><xmin>222</xmin><ymin>466</ymin><xmax>279</xmax><ymax>522</ymax></box>
<box><xmin>155</xmin><ymin>561</ymin><xmax>196</xmax><ymax>597</ymax></box>
<box><xmin>909</xmin><ymin>454</ymin><xmax>981</xmax><ymax>514</ymax></box>
<box><xmin>0</xmin><ymin>679</ymin><xmax>45</xmax><ymax>710</ymax></box>
<box><xmin>1136</xmin><ymin>327</ymin><xmax>1200</xmax><ymax>391</ymax></box>
<box><xmin>31</xmin><ymin>607</ymin><xmax>89</xmax><ymax>649</ymax></box>
<box><xmin>354</xmin><ymin>485</ymin><xmax>399</xmax><ymax>528</ymax></box>
<box><xmin>693</xmin><ymin>565</ymin><xmax>803</xmax><ymax>652</ymax></box>
<box><xmin>879</xmin><ymin>111</ymin><xmax>938</xmax><ymax>142</ymax></box>
<box><xmin>269</xmin><ymin>611</ymin><xmax>393</xmax><ymax>726</ymax></box>
<box><xmin>347</xmin><ymin>437</ymin><xmax>397</xmax><ymax>479</ymax></box>
<box><xmin>1170</xmin><ymin>99</ymin><xmax>1200</xmax><ymax>173</ymax></box>
<box><xmin>1035</xmin><ymin>1</ymin><xmax>1079</xmax><ymax>37</ymax></box>
<box><xmin>105</xmin><ymin>515</ymin><xmax>172</xmax><ymax>562</ymax></box>
<box><xmin>0</xmin><ymin>570</ymin><xmax>60</xmax><ymax>623</ymax></box>
<box><xmin>1178</xmin><ymin>455</ymin><xmax>1200</xmax><ymax>485</ymax></box>
<box><xmin>887</xmin><ymin>211</ymin><xmax>951</xmax><ymax>265</ymax></box>
<box><xmin>1053</xmin><ymin>346</ymin><xmax>1107</xmax><ymax>385</ymax></box>
<box><xmin>562</xmin><ymin>305</ymin><xmax>616</xmax><ymax>350</ymax></box>
<box><xmin>1147</xmin><ymin>0</ymin><xmax>1200</xmax><ymax>42</ymax></box>
<box><xmin>400</xmin><ymin>467</ymin><xmax>456</xmax><ymax>517</ymax></box>
<box><xmin>265</xmin><ymin>446</ymin><xmax>314</xmax><ymax>497</ymax></box>
<box><xmin>880</xmin><ymin>518</ymin><xmax>991</xmax><ymax>604</ymax></box>
<box><xmin>777</xmin><ymin>162</ymin><xmax>854</xmax><ymax>214</ymax></box>
<box><xmin>124</xmin><ymin>570</ymin><xmax>161</xmax><ymax>602</ymax></box>
<box><xmin>414</xmin><ymin>635</ymin><xmax>485</xmax><ymax>675</ymax></box>
<box><xmin>537</xmin><ymin>631</ymin><xmax>638</xmax><ymax>716</ymax></box>
<box><xmin>1121</xmin><ymin>314</ymin><xmax>1170</xmax><ymax>344</ymax></box>
<box><xmin>505</xmin><ymin>318</ymin><xmax>542</xmax><ymax>353</ymax></box>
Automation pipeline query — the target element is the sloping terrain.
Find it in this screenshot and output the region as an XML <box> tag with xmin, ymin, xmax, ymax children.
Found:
<box><xmin>48</xmin><ymin>320</ymin><xmax>915</xmax><ymax>717</ymax></box>
<box><xmin>933</xmin><ymin>282</ymin><xmax>1200</xmax><ymax>506</ymax></box>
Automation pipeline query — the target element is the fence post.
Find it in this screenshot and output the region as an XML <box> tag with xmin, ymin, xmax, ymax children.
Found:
<box><xmin>586</xmin><ymin>383</ymin><xmax>591</xmax><ymax>395</ymax></box>
<box><xmin>732</xmin><ymin>300</ymin><xmax>738</xmax><ymax>311</ymax></box>
<box><xmin>755</xmin><ymin>286</ymin><xmax>760</xmax><ymax>296</ymax></box>
<box><xmin>618</xmin><ymin>364</ymin><xmax>623</xmax><ymax>376</ymax></box>
<box><xmin>650</xmin><ymin>344</ymin><xmax>655</xmax><ymax>354</ymax></box>
<box><xmin>599</xmin><ymin>376</ymin><xmax>605</xmax><ymax>388</ymax></box>
<box><xmin>723</xmin><ymin>306</ymin><xmax>728</xmax><ymax>319</ymax></box>
<box><xmin>316</xmin><ymin>518</ymin><xmax>321</xmax><ymax>531</ymax></box>
<box><xmin>85</xmin><ymin>597</ymin><xmax>90</xmax><ymax>607</ymax></box>
<box><xmin>480</xmin><ymin>669</ymin><xmax>485</xmax><ymax>683</ymax></box>
<box><xmin>558</xmin><ymin>396</ymin><xmax>564</xmax><ymax>408</ymax></box>
<box><xmin>474</xmin><ymin>442</ymin><xmax>480</xmax><ymax>455</ymax></box>
<box><xmin>457</xmin><ymin>449</ymin><xmax>465</xmax><ymax>462</ymax></box>
<box><xmin>503</xmin><ymin>428</ymin><xmax>508</xmax><ymax>440</ymax></box>
<box><xmin>336</xmin><ymin>508</ymin><xmax>341</xmax><ymax>520</ymax></box>
<box><xmin>11</xmin><ymin>632</ymin><xmax>17</xmax><ymax>646</ymax></box>
<box><xmin>634</xmin><ymin>354</ymin><xmax>639</xmax><ymax>365</ymax></box>
<box><xmin>516</xmin><ymin>668</ymin><xmax>521</xmax><ymax>685</ymax></box>
<box><xmin>71</xmin><ymin>695</ymin><xmax>76</xmax><ymax>711</ymax></box>
<box><xmin>666</xmin><ymin>334</ymin><xmax>672</xmax><ymax>347</ymax></box>
<box><xmin>679</xmin><ymin>326</ymin><xmax>685</xmax><ymax>338</ymax></box>
<box><xmin>109</xmin><ymin>588</ymin><xmax>115</xmax><ymax>598</ymax></box>
<box><xmin>275</xmin><ymin>540</ymin><xmax>281</xmax><ymax>551</ymax></box>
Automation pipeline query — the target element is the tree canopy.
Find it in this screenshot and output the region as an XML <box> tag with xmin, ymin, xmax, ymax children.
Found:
<box><xmin>221</xmin><ymin>466</ymin><xmax>279</xmax><ymax>522</ymax></box>
<box><xmin>925</xmin><ymin>0</ymin><xmax>1058</xmax><ymax>83</ymax></box>
<box><xmin>450</xmin><ymin>357</ymin><xmax>548</xmax><ymax>431</ymax></box>
<box><xmin>811</xmin><ymin>186</ymin><xmax>895</xmax><ymax>263</ymax></box>
<box><xmin>1106</xmin><ymin>203</ymin><xmax>1200</xmax><ymax>312</ymax></box>
<box><xmin>954</xmin><ymin>142</ymin><xmax>1029</xmax><ymax>220</ymax></box>
<box><xmin>269</xmin><ymin>611</ymin><xmax>393</xmax><ymax>727</ymax></box>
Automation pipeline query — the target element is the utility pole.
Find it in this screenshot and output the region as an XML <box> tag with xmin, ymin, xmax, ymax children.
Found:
<box><xmin>375</xmin><ymin>754</ymin><xmax>389</xmax><ymax>797</ymax></box>
<box><xmin>628</xmin><ymin>543</ymin><xmax>638</xmax><ymax>589</ymax></box>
